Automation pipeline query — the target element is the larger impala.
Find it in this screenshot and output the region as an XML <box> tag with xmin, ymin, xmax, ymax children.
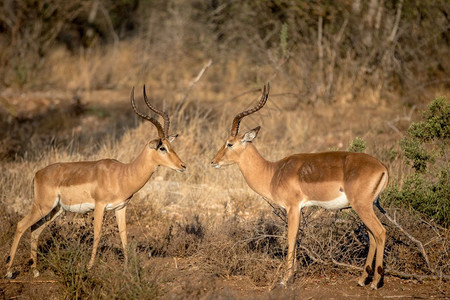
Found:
<box><xmin>6</xmin><ymin>86</ymin><xmax>186</xmax><ymax>278</ymax></box>
<box><xmin>211</xmin><ymin>83</ymin><xmax>388</xmax><ymax>289</ymax></box>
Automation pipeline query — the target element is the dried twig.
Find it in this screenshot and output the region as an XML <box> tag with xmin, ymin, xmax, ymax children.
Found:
<box><xmin>331</xmin><ymin>259</ymin><xmax>363</xmax><ymax>271</ymax></box>
<box><xmin>180</xmin><ymin>59</ymin><xmax>212</xmax><ymax>103</ymax></box>
<box><xmin>386</xmin><ymin>121</ymin><xmax>403</xmax><ymax>137</ymax></box>
<box><xmin>382</xmin><ymin>211</ymin><xmax>434</xmax><ymax>273</ymax></box>
<box><xmin>1</xmin><ymin>279</ymin><xmax>59</xmax><ymax>284</ymax></box>
<box><xmin>262</xmin><ymin>197</ymin><xmax>287</xmax><ymax>224</ymax></box>
<box><xmin>385</xmin><ymin>268</ymin><xmax>450</xmax><ymax>281</ymax></box>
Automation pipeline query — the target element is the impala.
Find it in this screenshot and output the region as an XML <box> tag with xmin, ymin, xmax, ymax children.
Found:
<box><xmin>6</xmin><ymin>86</ymin><xmax>186</xmax><ymax>278</ymax></box>
<box><xmin>211</xmin><ymin>83</ymin><xmax>388</xmax><ymax>289</ymax></box>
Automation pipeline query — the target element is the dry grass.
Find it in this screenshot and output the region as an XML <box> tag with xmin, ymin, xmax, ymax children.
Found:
<box><xmin>0</xmin><ymin>32</ymin><xmax>449</xmax><ymax>298</ymax></box>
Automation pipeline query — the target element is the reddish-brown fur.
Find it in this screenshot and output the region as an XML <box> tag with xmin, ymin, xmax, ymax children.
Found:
<box><xmin>6</xmin><ymin>88</ymin><xmax>186</xmax><ymax>278</ymax></box>
<box><xmin>211</xmin><ymin>84</ymin><xmax>388</xmax><ymax>289</ymax></box>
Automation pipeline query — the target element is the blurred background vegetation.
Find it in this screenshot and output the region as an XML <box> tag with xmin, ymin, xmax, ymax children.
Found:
<box><xmin>0</xmin><ymin>0</ymin><xmax>448</xmax><ymax>102</ymax></box>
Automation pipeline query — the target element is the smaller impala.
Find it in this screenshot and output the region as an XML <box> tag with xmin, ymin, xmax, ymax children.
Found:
<box><xmin>6</xmin><ymin>86</ymin><xmax>186</xmax><ymax>278</ymax></box>
<box><xmin>211</xmin><ymin>83</ymin><xmax>388</xmax><ymax>289</ymax></box>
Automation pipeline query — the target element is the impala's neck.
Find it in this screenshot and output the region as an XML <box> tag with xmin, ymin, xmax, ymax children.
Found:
<box><xmin>123</xmin><ymin>147</ymin><xmax>158</xmax><ymax>195</ymax></box>
<box><xmin>237</xmin><ymin>143</ymin><xmax>275</xmax><ymax>200</ymax></box>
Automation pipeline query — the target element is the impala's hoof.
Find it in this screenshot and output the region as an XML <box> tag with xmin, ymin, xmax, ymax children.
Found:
<box><xmin>370</xmin><ymin>282</ymin><xmax>379</xmax><ymax>290</ymax></box>
<box><xmin>357</xmin><ymin>278</ymin><xmax>366</xmax><ymax>287</ymax></box>
<box><xmin>5</xmin><ymin>270</ymin><xmax>18</xmax><ymax>279</ymax></box>
<box><xmin>87</xmin><ymin>262</ymin><xmax>94</xmax><ymax>270</ymax></box>
<box><xmin>32</xmin><ymin>269</ymin><xmax>40</xmax><ymax>278</ymax></box>
<box><xmin>270</xmin><ymin>280</ymin><xmax>287</xmax><ymax>291</ymax></box>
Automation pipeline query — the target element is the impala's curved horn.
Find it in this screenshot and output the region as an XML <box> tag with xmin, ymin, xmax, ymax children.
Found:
<box><xmin>130</xmin><ymin>86</ymin><xmax>165</xmax><ymax>138</ymax></box>
<box><xmin>143</xmin><ymin>85</ymin><xmax>170</xmax><ymax>138</ymax></box>
<box><xmin>230</xmin><ymin>82</ymin><xmax>270</xmax><ymax>137</ymax></box>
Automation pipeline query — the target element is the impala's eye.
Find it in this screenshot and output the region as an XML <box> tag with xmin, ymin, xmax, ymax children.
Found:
<box><xmin>226</xmin><ymin>143</ymin><xmax>233</xmax><ymax>148</ymax></box>
<box><xmin>159</xmin><ymin>147</ymin><xmax>166</xmax><ymax>152</ymax></box>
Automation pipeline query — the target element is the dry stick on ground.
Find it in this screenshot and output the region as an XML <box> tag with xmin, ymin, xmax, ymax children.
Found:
<box><xmin>382</xmin><ymin>210</ymin><xmax>434</xmax><ymax>273</ymax></box>
<box><xmin>2</xmin><ymin>279</ymin><xmax>59</xmax><ymax>284</ymax></box>
<box><xmin>385</xmin><ymin>268</ymin><xmax>450</xmax><ymax>281</ymax></box>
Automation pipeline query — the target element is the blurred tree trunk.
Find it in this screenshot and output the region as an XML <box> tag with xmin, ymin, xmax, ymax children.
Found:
<box><xmin>352</xmin><ymin>0</ymin><xmax>361</xmax><ymax>14</ymax></box>
<box><xmin>366</xmin><ymin>0</ymin><xmax>379</xmax><ymax>27</ymax></box>
<box><xmin>86</xmin><ymin>0</ymin><xmax>99</xmax><ymax>43</ymax></box>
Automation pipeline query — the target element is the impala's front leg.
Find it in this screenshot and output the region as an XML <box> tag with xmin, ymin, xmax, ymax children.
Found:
<box><xmin>88</xmin><ymin>204</ymin><xmax>106</xmax><ymax>269</ymax></box>
<box><xmin>115</xmin><ymin>207</ymin><xmax>128</xmax><ymax>265</ymax></box>
<box><xmin>281</xmin><ymin>205</ymin><xmax>300</xmax><ymax>286</ymax></box>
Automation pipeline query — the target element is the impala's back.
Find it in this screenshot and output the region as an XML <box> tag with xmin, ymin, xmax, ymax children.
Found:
<box><xmin>270</xmin><ymin>151</ymin><xmax>388</xmax><ymax>210</ymax></box>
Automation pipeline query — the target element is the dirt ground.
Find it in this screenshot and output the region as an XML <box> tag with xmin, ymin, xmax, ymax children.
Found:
<box><xmin>146</xmin><ymin>257</ymin><xmax>449</xmax><ymax>299</ymax></box>
<box><xmin>1</xmin><ymin>257</ymin><xmax>448</xmax><ymax>299</ymax></box>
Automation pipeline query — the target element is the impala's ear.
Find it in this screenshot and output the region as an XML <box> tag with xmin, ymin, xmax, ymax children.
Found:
<box><xmin>148</xmin><ymin>139</ymin><xmax>161</xmax><ymax>149</ymax></box>
<box><xmin>242</xmin><ymin>126</ymin><xmax>261</xmax><ymax>143</ymax></box>
<box><xmin>167</xmin><ymin>134</ymin><xmax>178</xmax><ymax>143</ymax></box>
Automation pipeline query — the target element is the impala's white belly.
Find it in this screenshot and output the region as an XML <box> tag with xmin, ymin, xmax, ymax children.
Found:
<box><xmin>54</xmin><ymin>183</ymin><xmax>128</xmax><ymax>213</ymax></box>
<box><xmin>300</xmin><ymin>193</ymin><xmax>350</xmax><ymax>210</ymax></box>
<box><xmin>61</xmin><ymin>202</ymin><xmax>95</xmax><ymax>213</ymax></box>
<box><xmin>105</xmin><ymin>202</ymin><xmax>127</xmax><ymax>211</ymax></box>
<box><xmin>57</xmin><ymin>201</ymin><xmax>126</xmax><ymax>213</ymax></box>
<box><xmin>57</xmin><ymin>184</ymin><xmax>96</xmax><ymax>213</ymax></box>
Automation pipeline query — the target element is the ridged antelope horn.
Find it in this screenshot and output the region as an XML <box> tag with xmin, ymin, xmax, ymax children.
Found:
<box><xmin>130</xmin><ymin>86</ymin><xmax>165</xmax><ymax>138</ymax></box>
<box><xmin>230</xmin><ymin>82</ymin><xmax>270</xmax><ymax>137</ymax></box>
<box><xmin>143</xmin><ymin>85</ymin><xmax>170</xmax><ymax>138</ymax></box>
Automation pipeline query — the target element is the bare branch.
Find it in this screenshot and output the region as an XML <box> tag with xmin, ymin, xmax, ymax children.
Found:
<box><xmin>383</xmin><ymin>210</ymin><xmax>435</xmax><ymax>273</ymax></box>
<box><xmin>388</xmin><ymin>0</ymin><xmax>404</xmax><ymax>43</ymax></box>
<box><xmin>180</xmin><ymin>59</ymin><xmax>212</xmax><ymax>103</ymax></box>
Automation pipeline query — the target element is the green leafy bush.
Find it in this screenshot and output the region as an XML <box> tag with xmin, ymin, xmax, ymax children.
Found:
<box><xmin>347</xmin><ymin>137</ymin><xmax>366</xmax><ymax>153</ymax></box>
<box><xmin>388</xmin><ymin>97</ymin><xmax>449</xmax><ymax>227</ymax></box>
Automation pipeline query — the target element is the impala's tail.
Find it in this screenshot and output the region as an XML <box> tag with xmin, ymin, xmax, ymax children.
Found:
<box><xmin>372</xmin><ymin>171</ymin><xmax>388</xmax><ymax>214</ymax></box>
<box><xmin>374</xmin><ymin>195</ymin><xmax>386</xmax><ymax>214</ymax></box>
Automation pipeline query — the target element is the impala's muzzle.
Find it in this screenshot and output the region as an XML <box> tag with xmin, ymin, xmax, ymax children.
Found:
<box><xmin>175</xmin><ymin>164</ymin><xmax>186</xmax><ymax>173</ymax></box>
<box><xmin>210</xmin><ymin>161</ymin><xmax>221</xmax><ymax>169</ymax></box>
<box><xmin>177</xmin><ymin>164</ymin><xmax>187</xmax><ymax>173</ymax></box>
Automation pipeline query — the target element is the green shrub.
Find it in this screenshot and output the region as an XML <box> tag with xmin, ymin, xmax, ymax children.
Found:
<box><xmin>400</xmin><ymin>97</ymin><xmax>449</xmax><ymax>172</ymax></box>
<box><xmin>347</xmin><ymin>137</ymin><xmax>366</xmax><ymax>153</ymax></box>
<box><xmin>280</xmin><ymin>22</ymin><xmax>289</xmax><ymax>59</ymax></box>
<box><xmin>388</xmin><ymin>97</ymin><xmax>449</xmax><ymax>227</ymax></box>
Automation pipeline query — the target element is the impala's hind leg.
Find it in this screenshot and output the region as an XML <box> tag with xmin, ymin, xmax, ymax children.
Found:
<box><xmin>353</xmin><ymin>204</ymin><xmax>386</xmax><ymax>289</ymax></box>
<box><xmin>6</xmin><ymin>203</ymin><xmax>56</xmax><ymax>278</ymax></box>
<box><xmin>29</xmin><ymin>207</ymin><xmax>63</xmax><ymax>277</ymax></box>
<box><xmin>358</xmin><ymin>231</ymin><xmax>376</xmax><ymax>286</ymax></box>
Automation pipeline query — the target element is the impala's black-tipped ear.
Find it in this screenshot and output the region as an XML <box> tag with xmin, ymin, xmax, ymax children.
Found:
<box><xmin>166</xmin><ymin>134</ymin><xmax>178</xmax><ymax>143</ymax></box>
<box><xmin>149</xmin><ymin>139</ymin><xmax>162</xmax><ymax>149</ymax></box>
<box><xmin>242</xmin><ymin>126</ymin><xmax>261</xmax><ymax>143</ymax></box>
